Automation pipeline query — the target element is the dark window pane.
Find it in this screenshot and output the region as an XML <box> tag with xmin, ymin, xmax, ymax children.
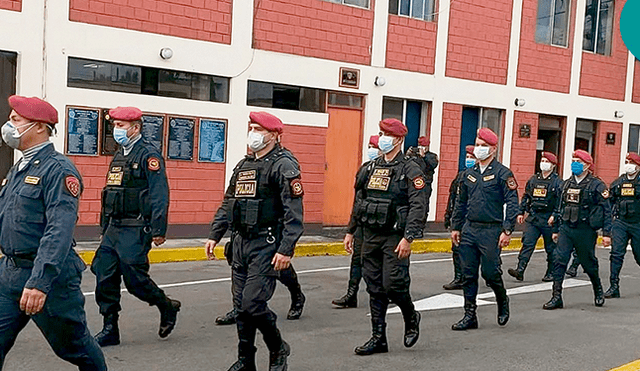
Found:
<box><xmin>272</xmin><ymin>85</ymin><xmax>300</xmax><ymax>110</ymax></box>
<box><xmin>596</xmin><ymin>0</ymin><xmax>613</xmax><ymax>55</ymax></box>
<box><xmin>629</xmin><ymin>124</ymin><xmax>640</xmax><ymax>153</ymax></box>
<box><xmin>389</xmin><ymin>0</ymin><xmax>399</xmax><ymax>14</ymax></box>
<box><xmin>328</xmin><ymin>92</ymin><xmax>362</xmax><ymax>108</ymax></box>
<box><xmin>210</xmin><ymin>76</ymin><xmax>230</xmax><ymax>103</ymax></box>
<box><xmin>424</xmin><ymin>0</ymin><xmax>435</xmax><ymax>21</ymax></box>
<box><xmin>400</xmin><ymin>0</ymin><xmax>410</xmax><ymax>16</ymax></box>
<box><xmin>411</xmin><ymin>0</ymin><xmax>424</xmax><ymax>19</ymax></box>
<box><xmin>344</xmin><ymin>0</ymin><xmax>369</xmax><ymax>7</ymax></box>
<box><xmin>382</xmin><ymin>97</ymin><xmax>403</xmax><ymax>121</ymax></box>
<box><xmin>247</xmin><ymin>81</ymin><xmax>273</xmax><ymax>107</ymax></box>
<box><xmin>158</xmin><ymin>70</ymin><xmax>192</xmax><ymax>99</ymax></box>
<box><xmin>536</xmin><ymin>0</ymin><xmax>553</xmax><ymax>44</ymax></box>
<box><xmin>110</xmin><ymin>64</ymin><xmax>141</xmax><ymax>93</ymax></box>
<box><xmin>299</xmin><ymin>88</ymin><xmax>325</xmax><ymax>112</ymax></box>
<box><xmin>552</xmin><ymin>0</ymin><xmax>569</xmax><ymax>46</ymax></box>
<box><xmin>141</xmin><ymin>67</ymin><xmax>159</xmax><ymax>95</ymax></box>
<box><xmin>583</xmin><ymin>0</ymin><xmax>597</xmax><ymax>52</ymax></box>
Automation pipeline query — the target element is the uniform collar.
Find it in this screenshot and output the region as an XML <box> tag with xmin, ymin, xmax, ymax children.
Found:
<box><xmin>16</xmin><ymin>142</ymin><xmax>54</xmax><ymax>173</ymax></box>
<box><xmin>378</xmin><ymin>151</ymin><xmax>403</xmax><ymax>165</ymax></box>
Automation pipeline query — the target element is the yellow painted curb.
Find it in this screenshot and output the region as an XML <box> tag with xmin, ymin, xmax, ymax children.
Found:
<box><xmin>609</xmin><ymin>360</ymin><xmax>640</xmax><ymax>371</ymax></box>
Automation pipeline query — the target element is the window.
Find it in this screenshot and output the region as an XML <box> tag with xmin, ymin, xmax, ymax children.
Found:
<box><xmin>389</xmin><ymin>0</ymin><xmax>436</xmax><ymax>21</ymax></box>
<box><xmin>382</xmin><ymin>97</ymin><xmax>431</xmax><ymax>151</ymax></box>
<box><xmin>247</xmin><ymin>81</ymin><xmax>326</xmax><ymax>113</ymax></box>
<box><xmin>68</xmin><ymin>57</ymin><xmax>230</xmax><ymax>103</ymax></box>
<box><xmin>628</xmin><ymin>124</ymin><xmax>640</xmax><ymax>153</ymax></box>
<box><xmin>575</xmin><ymin>119</ymin><xmax>596</xmax><ymax>155</ymax></box>
<box><xmin>328</xmin><ymin>92</ymin><xmax>363</xmax><ymax>108</ymax></box>
<box><xmin>583</xmin><ymin>0</ymin><xmax>614</xmax><ymax>55</ymax></box>
<box><xmin>535</xmin><ymin>0</ymin><xmax>570</xmax><ymax>46</ymax></box>
<box><xmin>324</xmin><ymin>0</ymin><xmax>369</xmax><ymax>8</ymax></box>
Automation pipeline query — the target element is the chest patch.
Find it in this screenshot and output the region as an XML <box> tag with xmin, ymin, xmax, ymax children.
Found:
<box><xmin>238</xmin><ymin>170</ymin><xmax>257</xmax><ymax>181</ymax></box>
<box><xmin>483</xmin><ymin>174</ymin><xmax>495</xmax><ymax>182</ymax></box>
<box><xmin>235</xmin><ymin>181</ymin><xmax>257</xmax><ymax>197</ymax></box>
<box><xmin>367</xmin><ymin>175</ymin><xmax>390</xmax><ymax>191</ymax></box>
<box><xmin>467</xmin><ymin>174</ymin><xmax>477</xmax><ymax>183</ymax></box>
<box><xmin>533</xmin><ymin>186</ymin><xmax>547</xmax><ymax>197</ymax></box>
<box><xmin>566</xmin><ymin>188</ymin><xmax>581</xmax><ymax>203</ymax></box>
<box><xmin>622</xmin><ymin>183</ymin><xmax>634</xmax><ymax>196</ymax></box>
<box><xmin>24</xmin><ymin>176</ymin><xmax>40</xmax><ymax>185</ymax></box>
<box><xmin>107</xmin><ymin>169</ymin><xmax>124</xmax><ymax>186</ymax></box>
<box><xmin>373</xmin><ymin>168</ymin><xmax>390</xmax><ymax>177</ymax></box>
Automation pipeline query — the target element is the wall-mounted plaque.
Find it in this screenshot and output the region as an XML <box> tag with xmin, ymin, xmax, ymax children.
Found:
<box><xmin>66</xmin><ymin>107</ymin><xmax>99</xmax><ymax>156</ymax></box>
<box><xmin>142</xmin><ymin>114</ymin><xmax>165</xmax><ymax>152</ymax></box>
<box><xmin>167</xmin><ymin>116</ymin><xmax>194</xmax><ymax>160</ymax></box>
<box><xmin>198</xmin><ymin>119</ymin><xmax>226</xmax><ymax>163</ymax></box>
<box><xmin>339</xmin><ymin>67</ymin><xmax>360</xmax><ymax>89</ymax></box>
<box><xmin>519</xmin><ymin>123</ymin><xmax>531</xmax><ymax>138</ymax></box>
<box><xmin>100</xmin><ymin>108</ymin><xmax>117</xmax><ymax>156</ymax></box>
<box><xmin>606</xmin><ymin>132</ymin><xmax>616</xmax><ymax>145</ymax></box>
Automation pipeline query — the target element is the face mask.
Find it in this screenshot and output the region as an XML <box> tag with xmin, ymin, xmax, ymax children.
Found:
<box><xmin>571</xmin><ymin>161</ymin><xmax>585</xmax><ymax>176</ymax></box>
<box><xmin>367</xmin><ymin>148</ymin><xmax>380</xmax><ymax>161</ymax></box>
<box><xmin>112</xmin><ymin>127</ymin><xmax>130</xmax><ymax>146</ymax></box>
<box><xmin>473</xmin><ymin>146</ymin><xmax>491</xmax><ymax>161</ymax></box>
<box><xmin>378</xmin><ymin>135</ymin><xmax>395</xmax><ymax>154</ymax></box>
<box><xmin>540</xmin><ymin>162</ymin><xmax>553</xmax><ymax>172</ymax></box>
<box><xmin>247</xmin><ymin>131</ymin><xmax>268</xmax><ymax>152</ymax></box>
<box><xmin>624</xmin><ymin>163</ymin><xmax>638</xmax><ymax>175</ymax></box>
<box><xmin>1</xmin><ymin>121</ymin><xmax>36</xmax><ymax>149</ymax></box>
<box><xmin>465</xmin><ymin>158</ymin><xmax>476</xmax><ymax>169</ymax></box>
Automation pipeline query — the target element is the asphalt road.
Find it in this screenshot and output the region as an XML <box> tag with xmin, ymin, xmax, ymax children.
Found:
<box><xmin>4</xmin><ymin>248</ymin><xmax>640</xmax><ymax>371</ymax></box>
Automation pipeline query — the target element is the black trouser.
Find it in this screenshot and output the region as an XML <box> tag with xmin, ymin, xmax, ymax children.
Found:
<box><xmin>458</xmin><ymin>222</ymin><xmax>506</xmax><ymax>304</ymax></box>
<box><xmin>361</xmin><ymin>228</ymin><xmax>414</xmax><ymax>325</ymax></box>
<box><xmin>349</xmin><ymin>227</ymin><xmax>364</xmax><ymax>289</ymax></box>
<box><xmin>552</xmin><ymin>223</ymin><xmax>599</xmax><ymax>282</ymax></box>
<box><xmin>92</xmin><ymin>224</ymin><xmax>167</xmax><ymax>315</ymax></box>
<box><xmin>610</xmin><ymin>219</ymin><xmax>640</xmax><ymax>281</ymax></box>
<box><xmin>517</xmin><ymin>218</ymin><xmax>555</xmax><ymax>268</ymax></box>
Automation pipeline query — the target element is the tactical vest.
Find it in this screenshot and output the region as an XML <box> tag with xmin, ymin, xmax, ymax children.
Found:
<box><xmin>615</xmin><ymin>178</ymin><xmax>640</xmax><ymax>221</ymax></box>
<box><xmin>561</xmin><ymin>179</ymin><xmax>603</xmax><ymax>229</ymax></box>
<box><xmin>101</xmin><ymin>152</ymin><xmax>150</xmax><ymax>220</ymax></box>
<box><xmin>529</xmin><ymin>175</ymin><xmax>556</xmax><ymax>213</ymax></box>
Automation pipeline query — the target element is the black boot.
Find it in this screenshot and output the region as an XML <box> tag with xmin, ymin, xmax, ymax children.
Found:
<box><xmin>287</xmin><ymin>292</ymin><xmax>305</xmax><ymax>320</ymax></box>
<box><xmin>158</xmin><ymin>298</ymin><xmax>181</xmax><ymax>338</ymax></box>
<box><xmin>541</xmin><ymin>261</ymin><xmax>553</xmax><ymax>282</ymax></box>
<box><xmin>495</xmin><ymin>289</ymin><xmax>509</xmax><ymax>326</ymax></box>
<box><xmin>94</xmin><ymin>313</ymin><xmax>120</xmax><ymax>347</ymax></box>
<box><xmin>332</xmin><ymin>283</ymin><xmax>358</xmax><ymax>308</ymax></box>
<box><xmin>566</xmin><ymin>258</ymin><xmax>580</xmax><ymax>277</ymax></box>
<box><xmin>443</xmin><ymin>273</ymin><xmax>463</xmax><ymax>290</ymax></box>
<box><xmin>452</xmin><ymin>303</ymin><xmax>478</xmax><ymax>331</ymax></box>
<box><xmin>227</xmin><ymin>354</ymin><xmax>256</xmax><ymax>371</ymax></box>
<box><xmin>590</xmin><ymin>275</ymin><xmax>605</xmax><ymax>307</ymax></box>
<box><xmin>403</xmin><ymin>311</ymin><xmax>420</xmax><ymax>348</ymax></box>
<box><xmin>255</xmin><ymin>312</ymin><xmax>290</xmax><ymax>371</ymax></box>
<box><xmin>604</xmin><ymin>278</ymin><xmax>620</xmax><ymax>299</ymax></box>
<box><xmin>355</xmin><ymin>323</ymin><xmax>388</xmax><ymax>355</ymax></box>
<box><xmin>216</xmin><ymin>307</ymin><xmax>239</xmax><ymax>326</ymax></box>
<box><xmin>543</xmin><ymin>281</ymin><xmax>563</xmax><ymax>310</ymax></box>
<box><xmin>269</xmin><ymin>341</ymin><xmax>290</xmax><ymax>371</ymax></box>
<box><xmin>507</xmin><ymin>260</ymin><xmax>526</xmax><ymax>281</ymax></box>
<box><xmin>229</xmin><ymin>314</ymin><xmax>257</xmax><ymax>371</ymax></box>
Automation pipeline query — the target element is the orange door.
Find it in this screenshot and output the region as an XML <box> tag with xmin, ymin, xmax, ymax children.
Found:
<box><xmin>323</xmin><ymin>107</ymin><xmax>363</xmax><ymax>226</ymax></box>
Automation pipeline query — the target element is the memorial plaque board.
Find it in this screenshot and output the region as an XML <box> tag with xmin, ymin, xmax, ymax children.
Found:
<box><xmin>198</xmin><ymin>119</ymin><xmax>226</xmax><ymax>163</ymax></box>
<box><xmin>142</xmin><ymin>114</ymin><xmax>165</xmax><ymax>152</ymax></box>
<box><xmin>100</xmin><ymin>108</ymin><xmax>118</xmax><ymax>156</ymax></box>
<box><xmin>66</xmin><ymin>107</ymin><xmax>99</xmax><ymax>156</ymax></box>
<box><xmin>168</xmin><ymin>116</ymin><xmax>194</xmax><ymax>161</ymax></box>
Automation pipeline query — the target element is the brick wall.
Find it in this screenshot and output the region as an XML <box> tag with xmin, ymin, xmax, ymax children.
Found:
<box><xmin>445</xmin><ymin>0</ymin><xmax>512</xmax><ymax>85</ymax></box>
<box><xmin>385</xmin><ymin>15</ymin><xmax>437</xmax><ymax>74</ymax></box>
<box><xmin>593</xmin><ymin>121</ymin><xmax>622</xmax><ymax>184</ymax></box>
<box><xmin>253</xmin><ymin>0</ymin><xmax>373</xmax><ymax>65</ymax></box>
<box><xmin>510</xmin><ymin>111</ymin><xmax>539</xmax><ymax>191</ymax></box>
<box><xmin>516</xmin><ymin>0</ymin><xmax>576</xmax><ymax>93</ymax></box>
<box><xmin>69</xmin><ymin>0</ymin><xmax>232</xmax><ymax>44</ymax></box>
<box><xmin>578</xmin><ymin>0</ymin><xmax>628</xmax><ymax>101</ymax></box>
<box><xmin>0</xmin><ymin>0</ymin><xmax>20</xmax><ymax>11</ymax></box>
<box><xmin>435</xmin><ymin>103</ymin><xmax>462</xmax><ymax>221</ymax></box>
<box><xmin>633</xmin><ymin>59</ymin><xmax>640</xmax><ymax>104</ymax></box>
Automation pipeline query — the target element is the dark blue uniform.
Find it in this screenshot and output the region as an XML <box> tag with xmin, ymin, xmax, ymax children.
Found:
<box><xmin>0</xmin><ymin>143</ymin><xmax>106</xmax><ymax>370</ymax></box>
<box><xmin>509</xmin><ymin>172</ymin><xmax>562</xmax><ymax>280</ymax></box>
<box><xmin>209</xmin><ymin>144</ymin><xmax>304</xmax><ymax>370</ymax></box>
<box><xmin>605</xmin><ymin>174</ymin><xmax>640</xmax><ymax>297</ymax></box>
<box><xmin>443</xmin><ymin>170</ymin><xmax>465</xmax><ymax>289</ymax></box>
<box><xmin>451</xmin><ymin>158</ymin><xmax>519</xmax><ymax>329</ymax></box>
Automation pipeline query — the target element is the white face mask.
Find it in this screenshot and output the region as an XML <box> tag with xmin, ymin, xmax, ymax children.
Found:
<box><xmin>624</xmin><ymin>163</ymin><xmax>638</xmax><ymax>175</ymax></box>
<box><xmin>540</xmin><ymin>162</ymin><xmax>553</xmax><ymax>172</ymax></box>
<box><xmin>247</xmin><ymin>131</ymin><xmax>268</xmax><ymax>152</ymax></box>
<box><xmin>473</xmin><ymin>146</ymin><xmax>491</xmax><ymax>161</ymax></box>
<box><xmin>378</xmin><ymin>135</ymin><xmax>395</xmax><ymax>154</ymax></box>
<box><xmin>1</xmin><ymin>121</ymin><xmax>36</xmax><ymax>149</ymax></box>
<box><xmin>367</xmin><ymin>147</ymin><xmax>380</xmax><ymax>161</ymax></box>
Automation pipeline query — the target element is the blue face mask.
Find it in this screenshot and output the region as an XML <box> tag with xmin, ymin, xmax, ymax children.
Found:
<box><xmin>571</xmin><ymin>161</ymin><xmax>584</xmax><ymax>176</ymax></box>
<box><xmin>367</xmin><ymin>147</ymin><xmax>380</xmax><ymax>161</ymax></box>
<box><xmin>378</xmin><ymin>135</ymin><xmax>395</xmax><ymax>154</ymax></box>
<box><xmin>113</xmin><ymin>127</ymin><xmax>130</xmax><ymax>146</ymax></box>
<box><xmin>465</xmin><ymin>158</ymin><xmax>476</xmax><ymax>169</ymax></box>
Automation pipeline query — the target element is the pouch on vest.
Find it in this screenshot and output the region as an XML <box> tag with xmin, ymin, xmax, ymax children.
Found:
<box><xmin>242</xmin><ymin>199</ymin><xmax>260</xmax><ymax>227</ymax></box>
<box><xmin>123</xmin><ymin>189</ymin><xmax>141</xmax><ymax>216</ymax></box>
<box><xmin>562</xmin><ymin>205</ymin><xmax>579</xmax><ymax>223</ymax></box>
<box><xmin>531</xmin><ymin>200</ymin><xmax>549</xmax><ymax>211</ymax></box>
<box><xmin>102</xmin><ymin>189</ymin><xmax>122</xmax><ymax>218</ymax></box>
<box><xmin>394</xmin><ymin>206</ymin><xmax>409</xmax><ymax>231</ymax></box>
<box><xmin>589</xmin><ymin>205</ymin><xmax>604</xmax><ymax>229</ymax></box>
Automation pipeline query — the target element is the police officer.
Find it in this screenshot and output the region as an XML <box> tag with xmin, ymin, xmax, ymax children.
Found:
<box><xmin>408</xmin><ymin>136</ymin><xmax>439</xmax><ymax>205</ymax></box>
<box><xmin>205</xmin><ymin>111</ymin><xmax>303</xmax><ymax>371</ymax></box>
<box><xmin>507</xmin><ymin>152</ymin><xmax>562</xmax><ymax>282</ymax></box>
<box><xmin>333</xmin><ymin>135</ymin><xmax>380</xmax><ymax>308</ymax></box>
<box><xmin>443</xmin><ymin>145</ymin><xmax>475</xmax><ymax>290</ymax></box>
<box><xmin>543</xmin><ymin>150</ymin><xmax>611</xmax><ymax>310</ymax></box>
<box><xmin>92</xmin><ymin>107</ymin><xmax>180</xmax><ymax>346</ymax></box>
<box><xmin>450</xmin><ymin>128</ymin><xmax>519</xmax><ymax>330</ymax></box>
<box><xmin>603</xmin><ymin>152</ymin><xmax>640</xmax><ymax>298</ymax></box>
<box><xmin>344</xmin><ymin>118</ymin><xmax>426</xmax><ymax>355</ymax></box>
<box><xmin>0</xmin><ymin>96</ymin><xmax>106</xmax><ymax>370</ymax></box>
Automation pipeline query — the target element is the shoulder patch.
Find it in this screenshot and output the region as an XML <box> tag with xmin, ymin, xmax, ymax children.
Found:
<box><xmin>602</xmin><ymin>189</ymin><xmax>610</xmax><ymax>199</ymax></box>
<box><xmin>148</xmin><ymin>157</ymin><xmax>161</xmax><ymax>171</ymax></box>
<box><xmin>65</xmin><ymin>175</ymin><xmax>81</xmax><ymax>198</ymax></box>
<box><xmin>507</xmin><ymin>176</ymin><xmax>518</xmax><ymax>190</ymax></box>
<box><xmin>290</xmin><ymin>178</ymin><xmax>304</xmax><ymax>197</ymax></box>
<box><xmin>413</xmin><ymin>176</ymin><xmax>426</xmax><ymax>190</ymax></box>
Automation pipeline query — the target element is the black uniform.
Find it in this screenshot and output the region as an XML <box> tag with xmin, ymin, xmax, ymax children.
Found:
<box><xmin>209</xmin><ymin>144</ymin><xmax>304</xmax><ymax>370</ymax></box>
<box><xmin>545</xmin><ymin>173</ymin><xmax>611</xmax><ymax>309</ymax></box>
<box><xmin>349</xmin><ymin>152</ymin><xmax>427</xmax><ymax>354</ymax></box>
<box><xmin>443</xmin><ymin>170</ymin><xmax>465</xmax><ymax>289</ymax></box>
<box><xmin>510</xmin><ymin>172</ymin><xmax>562</xmax><ymax>280</ymax></box>
<box><xmin>0</xmin><ymin>143</ymin><xmax>106</xmax><ymax>370</ymax></box>
<box><xmin>605</xmin><ymin>173</ymin><xmax>640</xmax><ymax>297</ymax></box>
<box><xmin>92</xmin><ymin>137</ymin><xmax>179</xmax><ymax>344</ymax></box>
<box><xmin>451</xmin><ymin>158</ymin><xmax>519</xmax><ymax>329</ymax></box>
<box><xmin>407</xmin><ymin>148</ymin><xmax>438</xmax><ymax>213</ymax></box>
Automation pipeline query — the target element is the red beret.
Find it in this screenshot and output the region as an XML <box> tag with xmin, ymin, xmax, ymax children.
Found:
<box><xmin>379</xmin><ymin>118</ymin><xmax>408</xmax><ymax>137</ymax></box>
<box><xmin>249</xmin><ymin>111</ymin><xmax>283</xmax><ymax>134</ymax></box>
<box><xmin>477</xmin><ymin>128</ymin><xmax>498</xmax><ymax>146</ymax></box>
<box><xmin>627</xmin><ymin>152</ymin><xmax>640</xmax><ymax>166</ymax></box>
<box><xmin>418</xmin><ymin>136</ymin><xmax>430</xmax><ymax>147</ymax></box>
<box><xmin>572</xmin><ymin>149</ymin><xmax>593</xmax><ymax>166</ymax></box>
<box><xmin>542</xmin><ymin>152</ymin><xmax>558</xmax><ymax>165</ymax></box>
<box><xmin>465</xmin><ymin>145</ymin><xmax>475</xmax><ymax>155</ymax></box>
<box><xmin>109</xmin><ymin>107</ymin><xmax>143</xmax><ymax>121</ymax></box>
<box><xmin>368</xmin><ymin>135</ymin><xmax>379</xmax><ymax>148</ymax></box>
<box><xmin>8</xmin><ymin>95</ymin><xmax>58</xmax><ymax>124</ymax></box>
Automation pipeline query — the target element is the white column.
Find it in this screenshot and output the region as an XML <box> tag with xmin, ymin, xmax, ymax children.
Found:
<box><xmin>562</xmin><ymin>115</ymin><xmax>578</xmax><ymax>177</ymax></box>
<box><xmin>370</xmin><ymin>0</ymin><xmax>389</xmax><ymax>67</ymax></box>
<box><xmin>569</xmin><ymin>0</ymin><xmax>587</xmax><ymax>96</ymax></box>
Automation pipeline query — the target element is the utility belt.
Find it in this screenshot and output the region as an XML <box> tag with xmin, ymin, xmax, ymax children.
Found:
<box><xmin>530</xmin><ymin>202</ymin><xmax>552</xmax><ymax>213</ymax></box>
<box><xmin>108</xmin><ymin>217</ymin><xmax>151</xmax><ymax>232</ymax></box>
<box><xmin>4</xmin><ymin>254</ymin><xmax>36</xmax><ymax>268</ymax></box>
<box><xmin>466</xmin><ymin>221</ymin><xmax>502</xmax><ymax>229</ymax></box>
<box><xmin>562</xmin><ymin>204</ymin><xmax>603</xmax><ymax>229</ymax></box>
<box><xmin>356</xmin><ymin>197</ymin><xmax>408</xmax><ymax>231</ymax></box>
<box><xmin>234</xmin><ymin>224</ymin><xmax>281</xmax><ymax>244</ymax></box>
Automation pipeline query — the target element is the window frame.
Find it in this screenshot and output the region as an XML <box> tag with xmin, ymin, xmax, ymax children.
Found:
<box><xmin>324</xmin><ymin>0</ymin><xmax>370</xmax><ymax>9</ymax></box>
<box><xmin>535</xmin><ymin>0</ymin><xmax>571</xmax><ymax>48</ymax></box>
<box><xmin>582</xmin><ymin>0</ymin><xmax>614</xmax><ymax>56</ymax></box>
<box><xmin>389</xmin><ymin>0</ymin><xmax>436</xmax><ymax>22</ymax></box>
<box><xmin>628</xmin><ymin>124</ymin><xmax>640</xmax><ymax>153</ymax></box>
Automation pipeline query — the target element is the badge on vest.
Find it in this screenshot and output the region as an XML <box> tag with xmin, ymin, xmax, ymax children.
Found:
<box><xmin>533</xmin><ymin>186</ymin><xmax>547</xmax><ymax>197</ymax></box>
<box><xmin>467</xmin><ymin>174</ymin><xmax>477</xmax><ymax>183</ymax></box>
<box><xmin>235</xmin><ymin>181</ymin><xmax>257</xmax><ymax>197</ymax></box>
<box><xmin>290</xmin><ymin>179</ymin><xmax>304</xmax><ymax>197</ymax></box>
<box><xmin>1</xmin><ymin>179</ymin><xmax>6</xmax><ymax>186</ymax></box>
<box><xmin>483</xmin><ymin>174</ymin><xmax>495</xmax><ymax>182</ymax></box>
<box><xmin>24</xmin><ymin>176</ymin><xmax>40</xmax><ymax>185</ymax></box>
<box><xmin>148</xmin><ymin>157</ymin><xmax>161</xmax><ymax>171</ymax></box>
<box><xmin>107</xmin><ymin>170</ymin><xmax>123</xmax><ymax>186</ymax></box>
<box><xmin>413</xmin><ymin>177</ymin><xmax>425</xmax><ymax>190</ymax></box>
<box><xmin>238</xmin><ymin>170</ymin><xmax>257</xmax><ymax>181</ymax></box>
<box><xmin>367</xmin><ymin>175</ymin><xmax>390</xmax><ymax>191</ymax></box>
<box><xmin>622</xmin><ymin>183</ymin><xmax>635</xmax><ymax>196</ymax></box>
<box><xmin>602</xmin><ymin>189</ymin><xmax>609</xmax><ymax>199</ymax></box>
<box><xmin>567</xmin><ymin>188</ymin><xmax>580</xmax><ymax>203</ymax></box>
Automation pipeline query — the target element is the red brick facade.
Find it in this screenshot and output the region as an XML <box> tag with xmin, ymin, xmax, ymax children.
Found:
<box><xmin>593</xmin><ymin>121</ymin><xmax>622</xmax><ymax>184</ymax></box>
<box><xmin>385</xmin><ymin>15</ymin><xmax>437</xmax><ymax>74</ymax></box>
<box><xmin>0</xmin><ymin>0</ymin><xmax>20</xmax><ymax>11</ymax></box>
<box><xmin>510</xmin><ymin>111</ymin><xmax>539</xmax><ymax>190</ymax></box>
<box><xmin>445</xmin><ymin>0</ymin><xmax>513</xmax><ymax>84</ymax></box>
<box><xmin>633</xmin><ymin>59</ymin><xmax>640</xmax><ymax>104</ymax></box>
<box><xmin>516</xmin><ymin>0</ymin><xmax>576</xmax><ymax>93</ymax></box>
<box><xmin>435</xmin><ymin>103</ymin><xmax>463</xmax><ymax>221</ymax></box>
<box><xmin>578</xmin><ymin>0</ymin><xmax>628</xmax><ymax>101</ymax></box>
<box><xmin>253</xmin><ymin>0</ymin><xmax>374</xmax><ymax>65</ymax></box>
<box><xmin>68</xmin><ymin>0</ymin><xmax>232</xmax><ymax>44</ymax></box>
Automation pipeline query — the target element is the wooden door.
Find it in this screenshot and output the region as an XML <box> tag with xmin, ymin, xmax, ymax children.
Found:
<box><xmin>0</xmin><ymin>51</ymin><xmax>16</xmax><ymax>180</ymax></box>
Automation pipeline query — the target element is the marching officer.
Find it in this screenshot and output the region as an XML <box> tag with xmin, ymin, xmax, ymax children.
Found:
<box><xmin>507</xmin><ymin>152</ymin><xmax>562</xmax><ymax>282</ymax></box>
<box><xmin>603</xmin><ymin>152</ymin><xmax>640</xmax><ymax>298</ymax></box>
<box><xmin>0</xmin><ymin>96</ymin><xmax>106</xmax><ymax>370</ymax></box>
<box><xmin>543</xmin><ymin>150</ymin><xmax>611</xmax><ymax>310</ymax></box>
<box><xmin>451</xmin><ymin>128</ymin><xmax>519</xmax><ymax>331</ymax></box>
<box><xmin>410</xmin><ymin>136</ymin><xmax>439</xmax><ymax>203</ymax></box>
<box><xmin>344</xmin><ymin>118</ymin><xmax>426</xmax><ymax>355</ymax></box>
<box><xmin>92</xmin><ymin>107</ymin><xmax>180</xmax><ymax>346</ymax></box>
<box><xmin>205</xmin><ymin>111</ymin><xmax>304</xmax><ymax>371</ymax></box>
<box><xmin>443</xmin><ymin>145</ymin><xmax>475</xmax><ymax>290</ymax></box>
<box><xmin>333</xmin><ymin>135</ymin><xmax>380</xmax><ymax>308</ymax></box>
